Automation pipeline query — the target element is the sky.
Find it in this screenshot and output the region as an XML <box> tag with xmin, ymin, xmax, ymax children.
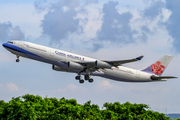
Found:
<box><xmin>0</xmin><ymin>0</ymin><xmax>180</xmax><ymax>113</ymax></box>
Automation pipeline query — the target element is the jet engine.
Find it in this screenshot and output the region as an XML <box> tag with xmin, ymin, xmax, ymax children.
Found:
<box><xmin>52</xmin><ymin>65</ymin><xmax>66</xmax><ymax>71</ymax></box>
<box><xmin>68</xmin><ymin>61</ymin><xmax>84</xmax><ymax>70</ymax></box>
<box><xmin>95</xmin><ymin>60</ymin><xmax>112</xmax><ymax>69</ymax></box>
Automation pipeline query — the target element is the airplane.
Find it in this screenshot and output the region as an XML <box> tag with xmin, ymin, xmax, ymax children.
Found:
<box><xmin>2</xmin><ymin>40</ymin><xmax>177</xmax><ymax>83</ymax></box>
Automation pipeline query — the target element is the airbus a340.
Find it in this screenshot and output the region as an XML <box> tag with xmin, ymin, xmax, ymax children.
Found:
<box><xmin>2</xmin><ymin>41</ymin><xmax>177</xmax><ymax>83</ymax></box>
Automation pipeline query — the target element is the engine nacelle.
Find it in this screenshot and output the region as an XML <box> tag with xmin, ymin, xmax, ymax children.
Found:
<box><xmin>68</xmin><ymin>61</ymin><xmax>84</xmax><ymax>70</ymax></box>
<box><xmin>95</xmin><ymin>60</ymin><xmax>112</xmax><ymax>69</ymax></box>
<box><xmin>52</xmin><ymin>65</ymin><xmax>66</xmax><ymax>71</ymax></box>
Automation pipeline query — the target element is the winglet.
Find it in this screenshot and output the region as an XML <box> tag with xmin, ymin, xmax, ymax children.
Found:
<box><xmin>135</xmin><ymin>55</ymin><xmax>144</xmax><ymax>60</ymax></box>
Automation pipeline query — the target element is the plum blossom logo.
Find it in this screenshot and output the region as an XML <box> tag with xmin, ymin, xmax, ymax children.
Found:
<box><xmin>151</xmin><ymin>61</ymin><xmax>165</xmax><ymax>74</ymax></box>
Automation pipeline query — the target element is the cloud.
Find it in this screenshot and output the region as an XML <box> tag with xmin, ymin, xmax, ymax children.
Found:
<box><xmin>34</xmin><ymin>0</ymin><xmax>49</xmax><ymax>12</ymax></box>
<box><xmin>7</xmin><ymin>82</ymin><xmax>19</xmax><ymax>92</ymax></box>
<box><xmin>165</xmin><ymin>0</ymin><xmax>180</xmax><ymax>52</ymax></box>
<box><xmin>84</xmin><ymin>0</ymin><xmax>98</xmax><ymax>4</ymax></box>
<box><xmin>75</xmin><ymin>3</ymin><xmax>103</xmax><ymax>40</ymax></box>
<box><xmin>0</xmin><ymin>3</ymin><xmax>47</xmax><ymax>39</ymax></box>
<box><xmin>141</xmin><ymin>0</ymin><xmax>180</xmax><ymax>52</ymax></box>
<box><xmin>47</xmin><ymin>83</ymin><xmax>87</xmax><ymax>95</ymax></box>
<box><xmin>34</xmin><ymin>0</ymin><xmax>140</xmax><ymax>52</ymax></box>
<box><xmin>143</xmin><ymin>1</ymin><xmax>165</xmax><ymax>19</ymax></box>
<box><xmin>67</xmin><ymin>84</ymin><xmax>86</xmax><ymax>91</ymax></box>
<box><xmin>96</xmin><ymin>80</ymin><xmax>118</xmax><ymax>92</ymax></box>
<box><xmin>0</xmin><ymin>22</ymin><xmax>24</xmax><ymax>42</ymax></box>
<box><xmin>92</xmin><ymin>43</ymin><xmax>103</xmax><ymax>52</ymax></box>
<box><xmin>10</xmin><ymin>26</ymin><xmax>25</xmax><ymax>40</ymax></box>
<box><xmin>35</xmin><ymin>0</ymin><xmax>80</xmax><ymax>45</ymax></box>
<box><xmin>0</xmin><ymin>82</ymin><xmax>29</xmax><ymax>101</ymax></box>
<box><xmin>96</xmin><ymin>1</ymin><xmax>135</xmax><ymax>44</ymax></box>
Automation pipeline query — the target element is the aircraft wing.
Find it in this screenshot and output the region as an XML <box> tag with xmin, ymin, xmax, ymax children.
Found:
<box><xmin>77</xmin><ymin>55</ymin><xmax>144</xmax><ymax>70</ymax></box>
<box><xmin>103</xmin><ymin>55</ymin><xmax>144</xmax><ymax>66</ymax></box>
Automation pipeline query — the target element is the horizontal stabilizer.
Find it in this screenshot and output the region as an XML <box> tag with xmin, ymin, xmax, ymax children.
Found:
<box><xmin>151</xmin><ymin>75</ymin><xmax>177</xmax><ymax>80</ymax></box>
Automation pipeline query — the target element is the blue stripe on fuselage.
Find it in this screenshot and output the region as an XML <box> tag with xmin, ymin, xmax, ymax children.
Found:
<box><xmin>2</xmin><ymin>43</ymin><xmax>42</xmax><ymax>58</ymax></box>
<box><xmin>2</xmin><ymin>42</ymin><xmax>68</xmax><ymax>69</ymax></box>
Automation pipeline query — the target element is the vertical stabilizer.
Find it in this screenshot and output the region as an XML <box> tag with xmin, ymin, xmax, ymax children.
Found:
<box><xmin>142</xmin><ymin>55</ymin><xmax>173</xmax><ymax>76</ymax></box>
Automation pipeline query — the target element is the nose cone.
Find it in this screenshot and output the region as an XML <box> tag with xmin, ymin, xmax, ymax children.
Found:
<box><xmin>2</xmin><ymin>43</ymin><xmax>7</xmax><ymax>48</ymax></box>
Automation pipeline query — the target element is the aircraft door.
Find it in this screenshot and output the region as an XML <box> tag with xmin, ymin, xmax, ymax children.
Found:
<box><xmin>136</xmin><ymin>71</ymin><xmax>140</xmax><ymax>78</ymax></box>
<box><xmin>49</xmin><ymin>49</ymin><xmax>54</xmax><ymax>57</ymax></box>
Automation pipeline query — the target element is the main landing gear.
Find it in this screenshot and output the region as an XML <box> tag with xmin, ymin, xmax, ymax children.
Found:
<box><xmin>85</xmin><ymin>75</ymin><xmax>94</xmax><ymax>83</ymax></box>
<box><xmin>75</xmin><ymin>75</ymin><xmax>94</xmax><ymax>84</ymax></box>
<box><xmin>75</xmin><ymin>76</ymin><xmax>84</xmax><ymax>83</ymax></box>
<box><xmin>16</xmin><ymin>55</ymin><xmax>20</xmax><ymax>62</ymax></box>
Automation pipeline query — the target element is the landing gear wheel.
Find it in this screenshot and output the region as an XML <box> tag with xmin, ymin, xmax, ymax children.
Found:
<box><xmin>79</xmin><ymin>79</ymin><xmax>84</xmax><ymax>83</ymax></box>
<box><xmin>88</xmin><ymin>79</ymin><xmax>93</xmax><ymax>83</ymax></box>
<box><xmin>84</xmin><ymin>75</ymin><xmax>90</xmax><ymax>80</ymax></box>
<box><xmin>16</xmin><ymin>59</ymin><xmax>20</xmax><ymax>62</ymax></box>
<box><xmin>16</xmin><ymin>55</ymin><xmax>20</xmax><ymax>62</ymax></box>
<box><xmin>75</xmin><ymin>76</ymin><xmax>81</xmax><ymax>80</ymax></box>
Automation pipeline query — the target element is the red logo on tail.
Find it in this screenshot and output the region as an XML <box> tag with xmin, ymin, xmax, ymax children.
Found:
<box><xmin>151</xmin><ymin>61</ymin><xmax>165</xmax><ymax>74</ymax></box>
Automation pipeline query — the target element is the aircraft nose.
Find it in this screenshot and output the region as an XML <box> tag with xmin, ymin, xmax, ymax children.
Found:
<box><xmin>2</xmin><ymin>43</ymin><xmax>7</xmax><ymax>48</ymax></box>
<box><xmin>2</xmin><ymin>43</ymin><xmax>10</xmax><ymax>49</ymax></box>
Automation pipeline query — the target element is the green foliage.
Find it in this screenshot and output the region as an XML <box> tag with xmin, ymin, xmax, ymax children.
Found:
<box><xmin>0</xmin><ymin>94</ymin><xmax>169</xmax><ymax>120</ymax></box>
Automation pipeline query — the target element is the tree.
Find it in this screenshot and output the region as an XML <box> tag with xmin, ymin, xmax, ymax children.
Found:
<box><xmin>0</xmin><ymin>94</ymin><xmax>170</xmax><ymax>120</ymax></box>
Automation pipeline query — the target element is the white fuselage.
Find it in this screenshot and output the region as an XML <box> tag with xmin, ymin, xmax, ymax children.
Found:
<box><xmin>3</xmin><ymin>41</ymin><xmax>154</xmax><ymax>82</ymax></box>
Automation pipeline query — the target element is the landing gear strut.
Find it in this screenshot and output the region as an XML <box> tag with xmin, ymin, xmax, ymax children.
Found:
<box><xmin>84</xmin><ymin>75</ymin><xmax>90</xmax><ymax>80</ymax></box>
<box><xmin>84</xmin><ymin>75</ymin><xmax>93</xmax><ymax>83</ymax></box>
<box><xmin>16</xmin><ymin>55</ymin><xmax>20</xmax><ymax>62</ymax></box>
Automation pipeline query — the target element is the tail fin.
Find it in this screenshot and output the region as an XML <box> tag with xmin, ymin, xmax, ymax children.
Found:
<box><xmin>142</xmin><ymin>55</ymin><xmax>173</xmax><ymax>76</ymax></box>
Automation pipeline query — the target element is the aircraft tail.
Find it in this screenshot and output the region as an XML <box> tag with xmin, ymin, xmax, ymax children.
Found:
<box><xmin>142</xmin><ymin>55</ymin><xmax>173</xmax><ymax>76</ymax></box>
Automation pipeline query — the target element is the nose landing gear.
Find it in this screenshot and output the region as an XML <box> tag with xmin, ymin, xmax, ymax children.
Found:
<box><xmin>16</xmin><ymin>55</ymin><xmax>20</xmax><ymax>62</ymax></box>
<box><xmin>16</xmin><ymin>59</ymin><xmax>20</xmax><ymax>62</ymax></box>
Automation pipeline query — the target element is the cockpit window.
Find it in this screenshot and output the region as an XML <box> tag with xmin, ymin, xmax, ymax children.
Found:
<box><xmin>7</xmin><ymin>41</ymin><xmax>13</xmax><ymax>44</ymax></box>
